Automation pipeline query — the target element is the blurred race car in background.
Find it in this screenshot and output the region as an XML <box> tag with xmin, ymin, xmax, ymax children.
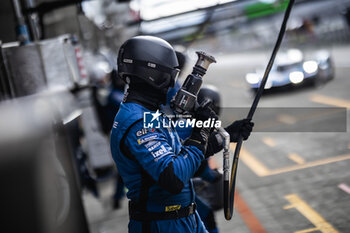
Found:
<box><xmin>245</xmin><ymin>49</ymin><xmax>334</xmax><ymax>93</ymax></box>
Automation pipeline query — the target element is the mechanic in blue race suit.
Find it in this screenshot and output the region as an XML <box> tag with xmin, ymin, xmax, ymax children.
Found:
<box><xmin>167</xmin><ymin>50</ymin><xmax>250</xmax><ymax>233</ymax></box>
<box><xmin>190</xmin><ymin>85</ymin><xmax>223</xmax><ymax>233</ymax></box>
<box><xmin>165</xmin><ymin>50</ymin><xmax>221</xmax><ymax>233</ymax></box>
<box><xmin>110</xmin><ymin>36</ymin><xmax>253</xmax><ymax>233</ymax></box>
<box><xmin>90</xmin><ymin>65</ymin><xmax>128</xmax><ymax>208</ymax></box>
<box><xmin>175</xmin><ymin>85</ymin><xmax>253</xmax><ymax>233</ymax></box>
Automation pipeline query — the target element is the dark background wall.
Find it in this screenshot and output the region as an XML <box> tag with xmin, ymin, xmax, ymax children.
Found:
<box><xmin>0</xmin><ymin>0</ymin><xmax>17</xmax><ymax>43</ymax></box>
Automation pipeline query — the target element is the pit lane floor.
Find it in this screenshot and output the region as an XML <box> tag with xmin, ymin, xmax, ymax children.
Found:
<box><xmin>83</xmin><ymin>45</ymin><xmax>350</xmax><ymax>233</ymax></box>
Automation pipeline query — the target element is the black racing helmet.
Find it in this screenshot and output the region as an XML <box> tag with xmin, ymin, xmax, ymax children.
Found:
<box><xmin>117</xmin><ymin>36</ymin><xmax>180</xmax><ymax>91</ymax></box>
<box><xmin>197</xmin><ymin>85</ymin><xmax>221</xmax><ymax>116</ymax></box>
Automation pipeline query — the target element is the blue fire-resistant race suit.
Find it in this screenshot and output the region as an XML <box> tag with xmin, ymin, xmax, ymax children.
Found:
<box><xmin>110</xmin><ymin>102</ymin><xmax>208</xmax><ymax>233</ymax></box>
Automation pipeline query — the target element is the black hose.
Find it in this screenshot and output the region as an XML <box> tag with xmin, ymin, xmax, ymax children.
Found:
<box><xmin>224</xmin><ymin>0</ymin><xmax>295</xmax><ymax>220</ymax></box>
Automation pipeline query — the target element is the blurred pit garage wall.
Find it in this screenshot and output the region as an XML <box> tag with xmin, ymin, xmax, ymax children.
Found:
<box><xmin>0</xmin><ymin>34</ymin><xmax>91</xmax><ymax>232</ymax></box>
<box><xmin>0</xmin><ymin>0</ymin><xmax>115</xmax><ymax>228</ymax></box>
<box><xmin>0</xmin><ymin>0</ymin><xmax>136</xmax><ymax>231</ymax></box>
